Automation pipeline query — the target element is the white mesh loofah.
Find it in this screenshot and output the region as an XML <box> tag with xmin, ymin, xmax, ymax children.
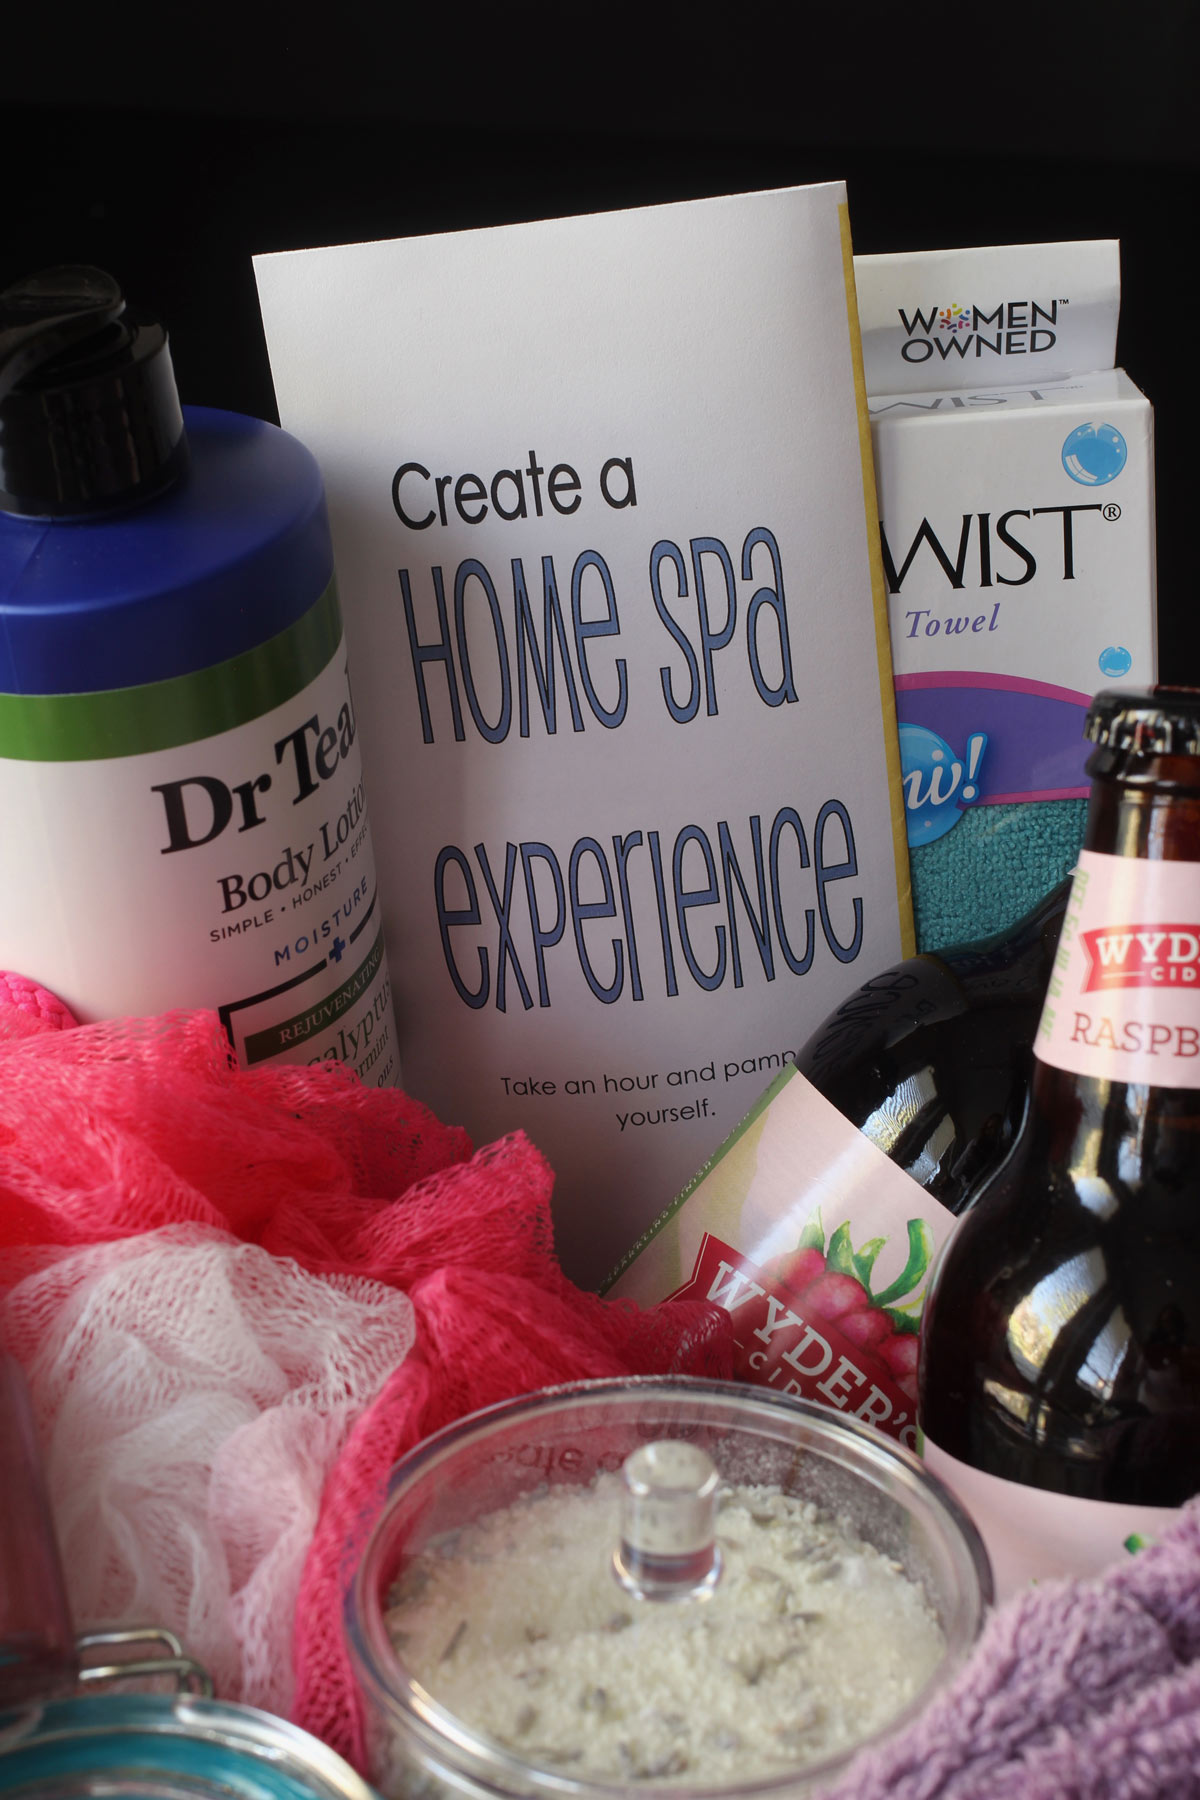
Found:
<box><xmin>1</xmin><ymin>1224</ymin><xmax>414</xmax><ymax>1715</ymax></box>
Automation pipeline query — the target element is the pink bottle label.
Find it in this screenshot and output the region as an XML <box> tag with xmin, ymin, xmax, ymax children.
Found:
<box><xmin>923</xmin><ymin>1436</ymin><xmax>1178</xmax><ymax>1603</ymax></box>
<box><xmin>1036</xmin><ymin>849</ymin><xmax>1200</xmax><ymax>1087</ymax></box>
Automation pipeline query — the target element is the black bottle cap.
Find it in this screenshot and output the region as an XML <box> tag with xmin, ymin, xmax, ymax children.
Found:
<box><xmin>0</xmin><ymin>266</ymin><xmax>188</xmax><ymax>518</ymax></box>
<box><xmin>1086</xmin><ymin>687</ymin><xmax>1200</xmax><ymax>758</ymax></box>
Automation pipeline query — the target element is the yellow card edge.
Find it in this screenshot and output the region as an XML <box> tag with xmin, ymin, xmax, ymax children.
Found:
<box><xmin>839</xmin><ymin>200</ymin><xmax>915</xmax><ymax>958</ymax></box>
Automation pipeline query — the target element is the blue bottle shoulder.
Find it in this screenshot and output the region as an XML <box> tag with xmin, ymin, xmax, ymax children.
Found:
<box><xmin>0</xmin><ymin>407</ymin><xmax>335</xmax><ymax>696</ymax></box>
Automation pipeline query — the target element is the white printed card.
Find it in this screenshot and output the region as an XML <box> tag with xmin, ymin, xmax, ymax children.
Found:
<box><xmin>255</xmin><ymin>183</ymin><xmax>911</xmax><ymax>1286</ymax></box>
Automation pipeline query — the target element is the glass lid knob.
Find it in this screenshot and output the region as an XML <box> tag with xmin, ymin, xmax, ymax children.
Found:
<box><xmin>612</xmin><ymin>1439</ymin><xmax>722</xmax><ymax>1602</ymax></box>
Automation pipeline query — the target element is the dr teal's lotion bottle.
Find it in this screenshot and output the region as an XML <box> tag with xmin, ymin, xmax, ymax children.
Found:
<box><xmin>0</xmin><ymin>267</ymin><xmax>399</xmax><ymax>1085</ymax></box>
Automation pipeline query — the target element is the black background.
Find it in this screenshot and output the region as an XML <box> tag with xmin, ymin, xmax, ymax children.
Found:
<box><xmin>4</xmin><ymin>3</ymin><xmax>1197</xmax><ymax>676</ymax></box>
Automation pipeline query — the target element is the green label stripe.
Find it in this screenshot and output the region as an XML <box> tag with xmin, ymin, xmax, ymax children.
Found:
<box><xmin>598</xmin><ymin>1062</ymin><xmax>798</xmax><ymax>1292</ymax></box>
<box><xmin>242</xmin><ymin>926</ymin><xmax>385</xmax><ymax>1066</ymax></box>
<box><xmin>0</xmin><ymin>579</ymin><xmax>342</xmax><ymax>761</ymax></box>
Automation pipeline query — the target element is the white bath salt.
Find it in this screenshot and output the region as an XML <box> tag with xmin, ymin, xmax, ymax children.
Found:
<box><xmin>384</xmin><ymin>1476</ymin><xmax>945</xmax><ymax>1783</ymax></box>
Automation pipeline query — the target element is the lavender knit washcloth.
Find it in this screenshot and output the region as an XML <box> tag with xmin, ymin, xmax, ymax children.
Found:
<box><xmin>814</xmin><ymin>1501</ymin><xmax>1200</xmax><ymax>1800</ymax></box>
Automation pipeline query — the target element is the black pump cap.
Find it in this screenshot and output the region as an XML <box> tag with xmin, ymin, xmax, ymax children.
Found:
<box><xmin>0</xmin><ymin>265</ymin><xmax>188</xmax><ymax>518</ymax></box>
<box><xmin>1086</xmin><ymin>687</ymin><xmax>1200</xmax><ymax>758</ymax></box>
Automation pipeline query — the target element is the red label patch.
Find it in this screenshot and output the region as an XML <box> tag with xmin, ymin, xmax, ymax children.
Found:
<box><xmin>1078</xmin><ymin>923</ymin><xmax>1200</xmax><ymax>992</ymax></box>
<box><xmin>668</xmin><ymin>1231</ymin><xmax>919</xmax><ymax>1449</ymax></box>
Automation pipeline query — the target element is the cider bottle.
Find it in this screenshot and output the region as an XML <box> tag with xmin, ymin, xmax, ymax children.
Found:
<box><xmin>794</xmin><ymin>879</ymin><xmax>1067</xmax><ymax>1213</ymax></box>
<box><xmin>919</xmin><ymin>687</ymin><xmax>1200</xmax><ymax>1600</ymax></box>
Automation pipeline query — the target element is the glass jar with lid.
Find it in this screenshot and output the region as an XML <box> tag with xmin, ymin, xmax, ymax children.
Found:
<box><xmin>345</xmin><ymin>1376</ymin><xmax>992</xmax><ymax>1800</ymax></box>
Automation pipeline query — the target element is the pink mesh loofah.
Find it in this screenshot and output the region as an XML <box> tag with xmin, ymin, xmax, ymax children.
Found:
<box><xmin>0</xmin><ymin>1009</ymin><xmax>472</xmax><ymax>1254</ymax></box>
<box><xmin>0</xmin><ymin>970</ymin><xmax>77</xmax><ymax>1040</ymax></box>
<box><xmin>0</xmin><ymin>1003</ymin><xmax>732</xmax><ymax>1749</ymax></box>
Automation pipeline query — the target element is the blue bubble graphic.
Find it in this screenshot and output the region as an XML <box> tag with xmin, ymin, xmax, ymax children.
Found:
<box><xmin>1062</xmin><ymin>421</ymin><xmax>1127</xmax><ymax>486</ymax></box>
<box><xmin>1098</xmin><ymin>645</ymin><xmax>1133</xmax><ymax>678</ymax></box>
<box><xmin>899</xmin><ymin>722</ymin><xmax>988</xmax><ymax>849</ymax></box>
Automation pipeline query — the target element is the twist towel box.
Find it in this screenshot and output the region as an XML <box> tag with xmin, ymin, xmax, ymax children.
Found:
<box><xmin>254</xmin><ymin>184</ymin><xmax>912</xmax><ymax>1287</ymax></box>
<box><xmin>853</xmin><ymin>241</ymin><xmax>1156</xmax><ymax>952</ymax></box>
